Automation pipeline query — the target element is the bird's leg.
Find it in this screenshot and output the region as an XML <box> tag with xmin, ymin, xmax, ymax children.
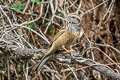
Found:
<box><xmin>62</xmin><ymin>45</ymin><xmax>73</xmax><ymax>53</ymax></box>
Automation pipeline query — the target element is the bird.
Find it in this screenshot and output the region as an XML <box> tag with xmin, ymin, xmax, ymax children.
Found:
<box><xmin>35</xmin><ymin>15</ymin><xmax>82</xmax><ymax>71</ymax></box>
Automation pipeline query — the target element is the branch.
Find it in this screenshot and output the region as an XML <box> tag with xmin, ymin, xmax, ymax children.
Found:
<box><xmin>57</xmin><ymin>55</ymin><xmax>120</xmax><ymax>80</ymax></box>
<box><xmin>1</xmin><ymin>46</ymin><xmax>120</xmax><ymax>80</ymax></box>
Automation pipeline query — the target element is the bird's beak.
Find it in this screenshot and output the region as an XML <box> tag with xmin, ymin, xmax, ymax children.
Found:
<box><xmin>77</xmin><ymin>28</ymin><xmax>84</xmax><ymax>38</ymax></box>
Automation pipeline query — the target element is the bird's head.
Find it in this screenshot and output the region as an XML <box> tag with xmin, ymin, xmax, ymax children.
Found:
<box><xmin>66</xmin><ymin>14</ymin><xmax>82</xmax><ymax>38</ymax></box>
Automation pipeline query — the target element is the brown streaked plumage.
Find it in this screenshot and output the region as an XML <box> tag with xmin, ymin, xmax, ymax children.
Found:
<box><xmin>35</xmin><ymin>15</ymin><xmax>82</xmax><ymax>71</ymax></box>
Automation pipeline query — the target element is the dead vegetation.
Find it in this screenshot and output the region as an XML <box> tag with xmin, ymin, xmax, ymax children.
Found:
<box><xmin>0</xmin><ymin>0</ymin><xmax>120</xmax><ymax>80</ymax></box>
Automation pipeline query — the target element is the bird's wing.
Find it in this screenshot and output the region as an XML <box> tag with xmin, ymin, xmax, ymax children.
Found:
<box><xmin>50</xmin><ymin>29</ymin><xmax>66</xmax><ymax>45</ymax></box>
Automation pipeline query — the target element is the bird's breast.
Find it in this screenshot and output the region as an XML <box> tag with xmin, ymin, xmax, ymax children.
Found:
<box><xmin>53</xmin><ymin>29</ymin><xmax>76</xmax><ymax>50</ymax></box>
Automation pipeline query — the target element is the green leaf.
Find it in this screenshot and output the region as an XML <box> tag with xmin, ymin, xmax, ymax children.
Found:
<box><xmin>17</xmin><ymin>67</ymin><xmax>23</xmax><ymax>73</ymax></box>
<box><xmin>31</xmin><ymin>0</ymin><xmax>40</xmax><ymax>4</ymax></box>
<box><xmin>27</xmin><ymin>23</ymin><xmax>38</xmax><ymax>30</ymax></box>
<box><xmin>0</xmin><ymin>62</ymin><xmax>5</xmax><ymax>68</ymax></box>
<box><xmin>0</xmin><ymin>71</ymin><xmax>2</xmax><ymax>75</ymax></box>
<box><xmin>11</xmin><ymin>2</ymin><xmax>24</xmax><ymax>10</ymax></box>
<box><xmin>48</xmin><ymin>25</ymin><xmax>56</xmax><ymax>36</ymax></box>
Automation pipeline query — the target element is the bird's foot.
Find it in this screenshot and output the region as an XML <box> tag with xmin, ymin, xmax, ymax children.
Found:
<box><xmin>63</xmin><ymin>48</ymin><xmax>74</xmax><ymax>53</ymax></box>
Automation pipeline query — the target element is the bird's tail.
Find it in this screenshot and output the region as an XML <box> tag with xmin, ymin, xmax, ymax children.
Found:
<box><xmin>35</xmin><ymin>55</ymin><xmax>49</xmax><ymax>72</ymax></box>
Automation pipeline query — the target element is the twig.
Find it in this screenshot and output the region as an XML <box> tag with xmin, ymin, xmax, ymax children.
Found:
<box><xmin>97</xmin><ymin>0</ymin><xmax>115</xmax><ymax>26</ymax></box>
<box><xmin>67</xmin><ymin>65</ymin><xmax>79</xmax><ymax>80</ymax></box>
<box><xmin>13</xmin><ymin>24</ymin><xmax>50</xmax><ymax>45</ymax></box>
<box><xmin>42</xmin><ymin>3</ymin><xmax>49</xmax><ymax>23</ymax></box>
<box><xmin>0</xmin><ymin>5</ymin><xmax>14</xmax><ymax>27</ymax></box>
<box><xmin>23</xmin><ymin>0</ymin><xmax>30</xmax><ymax>13</ymax></box>
<box><xmin>25</xmin><ymin>61</ymin><xmax>29</xmax><ymax>80</ymax></box>
<box><xmin>81</xmin><ymin>0</ymin><xmax>109</xmax><ymax>16</ymax></box>
<box><xmin>57</xmin><ymin>56</ymin><xmax>120</xmax><ymax>80</ymax></box>
<box><xmin>44</xmin><ymin>0</ymin><xmax>59</xmax><ymax>34</ymax></box>
<box><xmin>7</xmin><ymin>56</ymin><xmax>10</xmax><ymax>80</ymax></box>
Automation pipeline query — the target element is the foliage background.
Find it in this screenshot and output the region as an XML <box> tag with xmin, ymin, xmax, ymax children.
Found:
<box><xmin>0</xmin><ymin>0</ymin><xmax>120</xmax><ymax>80</ymax></box>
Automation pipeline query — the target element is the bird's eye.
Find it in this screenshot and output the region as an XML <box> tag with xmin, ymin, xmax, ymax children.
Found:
<box><xmin>71</xmin><ymin>21</ymin><xmax>77</xmax><ymax>24</ymax></box>
<box><xmin>72</xmin><ymin>21</ymin><xmax>75</xmax><ymax>24</ymax></box>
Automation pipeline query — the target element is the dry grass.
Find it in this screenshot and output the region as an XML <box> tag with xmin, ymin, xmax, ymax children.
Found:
<box><xmin>0</xmin><ymin>0</ymin><xmax>120</xmax><ymax>80</ymax></box>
